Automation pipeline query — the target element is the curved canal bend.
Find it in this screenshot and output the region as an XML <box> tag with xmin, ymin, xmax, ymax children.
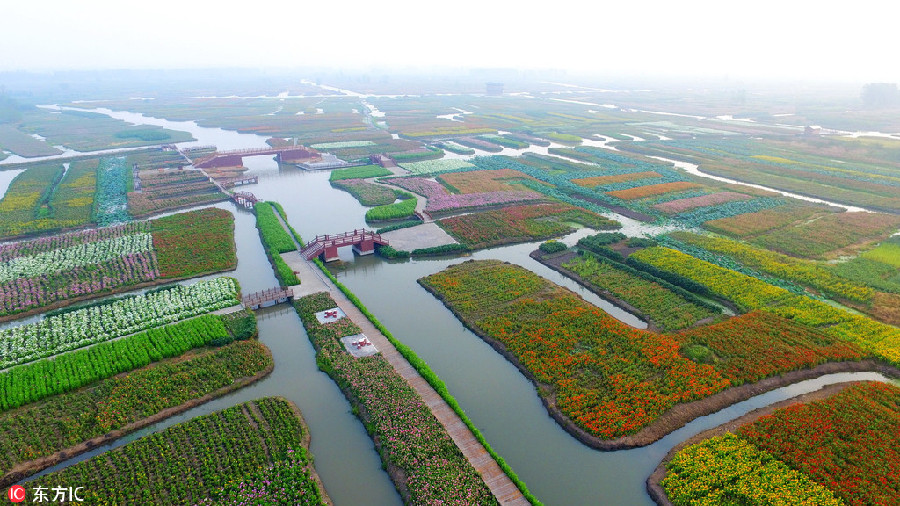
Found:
<box><xmin>19</xmin><ymin>109</ymin><xmax>898</xmax><ymax>505</ymax></box>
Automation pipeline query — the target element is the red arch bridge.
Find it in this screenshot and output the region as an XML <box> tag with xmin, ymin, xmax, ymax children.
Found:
<box><xmin>300</xmin><ymin>229</ymin><xmax>389</xmax><ymax>262</ymax></box>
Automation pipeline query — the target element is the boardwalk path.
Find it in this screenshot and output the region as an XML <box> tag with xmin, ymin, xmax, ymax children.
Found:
<box><xmin>274</xmin><ymin>214</ymin><xmax>529</xmax><ymax>505</ymax></box>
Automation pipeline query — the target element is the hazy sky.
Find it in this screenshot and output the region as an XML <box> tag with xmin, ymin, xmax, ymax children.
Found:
<box><xmin>2</xmin><ymin>0</ymin><xmax>896</xmax><ymax>82</ymax></box>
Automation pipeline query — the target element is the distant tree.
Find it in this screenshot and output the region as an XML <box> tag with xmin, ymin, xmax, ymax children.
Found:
<box><xmin>861</xmin><ymin>83</ymin><xmax>899</xmax><ymax>108</ymax></box>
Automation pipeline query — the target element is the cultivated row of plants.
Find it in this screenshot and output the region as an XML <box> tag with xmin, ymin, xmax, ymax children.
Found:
<box><xmin>295</xmin><ymin>292</ymin><xmax>499</xmax><ymax>506</ymax></box>
<box><xmin>0</xmin><ymin>277</ymin><xmax>238</xmax><ymax>368</ymax></box>
<box><xmin>30</xmin><ymin>398</ymin><xmax>327</xmax><ymax>505</ymax></box>
<box><xmin>420</xmin><ymin>260</ymin><xmax>869</xmax><ymax>440</ymax></box>
<box><xmin>0</xmin><ymin>314</ymin><xmax>233</xmax><ymax>411</ymax></box>
<box><xmin>0</xmin><ymin>336</ymin><xmax>268</xmax><ymax>481</ymax></box>
<box><xmin>748</xmin><ymin>209</ymin><xmax>900</xmax><ymax>259</ymax></box>
<box><xmin>662</xmin><ymin>381</ymin><xmax>900</xmax><ymax>505</ymax></box>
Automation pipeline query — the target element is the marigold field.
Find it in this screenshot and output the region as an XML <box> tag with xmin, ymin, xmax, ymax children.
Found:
<box><xmin>420</xmin><ymin>260</ymin><xmax>867</xmax><ymax>439</ymax></box>
<box><xmin>662</xmin><ymin>382</ymin><xmax>900</xmax><ymax>505</ymax></box>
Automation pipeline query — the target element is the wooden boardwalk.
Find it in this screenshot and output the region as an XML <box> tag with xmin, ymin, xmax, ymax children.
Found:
<box><xmin>280</xmin><ymin>251</ymin><xmax>530</xmax><ymax>505</ymax></box>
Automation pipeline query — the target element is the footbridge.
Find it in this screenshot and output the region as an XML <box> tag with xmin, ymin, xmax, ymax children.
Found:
<box><xmin>300</xmin><ymin>229</ymin><xmax>389</xmax><ymax>262</ymax></box>
<box><xmin>194</xmin><ymin>146</ymin><xmax>321</xmax><ymax>169</ymax></box>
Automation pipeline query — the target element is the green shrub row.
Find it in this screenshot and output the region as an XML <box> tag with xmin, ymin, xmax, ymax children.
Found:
<box><xmin>375</xmin><ymin>219</ymin><xmax>422</xmax><ymax>234</ymax></box>
<box><xmin>365</xmin><ymin>197</ymin><xmax>417</xmax><ymax>222</ymax></box>
<box><xmin>0</xmin><ymin>315</ymin><xmax>230</xmax><ymax>411</ymax></box>
<box><xmin>411</xmin><ymin>243</ymin><xmax>471</xmax><ymax>257</ymax></box>
<box><xmin>578</xmin><ymin>250</ymin><xmax>722</xmax><ymax>312</ymax></box>
<box><xmin>625</xmin><ymin>255</ymin><xmax>715</xmax><ymax>299</ymax></box>
<box><xmin>254</xmin><ymin>202</ymin><xmax>296</xmax><ymax>254</ymax></box>
<box><xmin>538</xmin><ymin>240</ymin><xmax>568</xmax><ymax>254</ymax></box>
<box><xmin>376</xmin><ymin>245</ymin><xmax>411</xmax><ymax>259</ymax></box>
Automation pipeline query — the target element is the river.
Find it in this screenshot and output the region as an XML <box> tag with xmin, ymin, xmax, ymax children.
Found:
<box><xmin>16</xmin><ymin>107</ymin><xmax>898</xmax><ymax>505</ymax></box>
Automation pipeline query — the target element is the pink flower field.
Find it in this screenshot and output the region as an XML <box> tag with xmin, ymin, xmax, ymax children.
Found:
<box><xmin>654</xmin><ymin>192</ymin><xmax>751</xmax><ymax>214</ymax></box>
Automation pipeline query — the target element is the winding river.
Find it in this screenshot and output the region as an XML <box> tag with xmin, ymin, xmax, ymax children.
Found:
<box><xmin>12</xmin><ymin>108</ymin><xmax>899</xmax><ymax>505</ymax></box>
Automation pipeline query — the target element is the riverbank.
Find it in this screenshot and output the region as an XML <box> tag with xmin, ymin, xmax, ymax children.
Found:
<box><xmin>2</xmin><ymin>341</ymin><xmax>274</xmax><ymax>487</ymax></box>
<box><xmin>419</xmin><ymin>272</ymin><xmax>900</xmax><ymax>450</ymax></box>
<box><xmin>644</xmin><ymin>380</ymin><xmax>875</xmax><ymax>506</ymax></box>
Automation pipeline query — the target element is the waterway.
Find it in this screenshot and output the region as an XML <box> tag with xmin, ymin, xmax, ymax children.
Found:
<box><xmin>19</xmin><ymin>107</ymin><xmax>899</xmax><ymax>505</ymax></box>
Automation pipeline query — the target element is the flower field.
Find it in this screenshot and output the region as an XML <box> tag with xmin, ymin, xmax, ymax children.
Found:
<box><xmin>29</xmin><ymin>398</ymin><xmax>328</xmax><ymax>505</ymax></box>
<box><xmin>438</xmin><ymin>203</ymin><xmax>619</xmax><ymax>249</ymax></box>
<box><xmin>606</xmin><ymin>181</ymin><xmax>701</xmax><ymax>199</ymax></box>
<box><xmin>311</xmin><ymin>140</ymin><xmax>376</xmax><ymax>149</ymax></box>
<box><xmin>438</xmin><ymin>168</ymin><xmax>540</xmax><ymax>193</ymax></box>
<box><xmin>749</xmin><ymin>209</ymin><xmax>900</xmax><ymax>259</ymax></box>
<box><xmin>0</xmin><ymin>208</ymin><xmax>235</xmax><ymax>318</ymax></box>
<box><xmin>330</xmin><ymin>178</ymin><xmax>399</xmax><ymax>206</ymax></box>
<box><xmin>420</xmin><ymin>260</ymin><xmax>729</xmax><ymax>439</ymax></box>
<box><xmin>0</xmin><ymin>164</ymin><xmax>64</xmax><ymax>239</ymax></box>
<box><xmin>562</xmin><ymin>254</ymin><xmax>718</xmax><ymax>331</ymax></box>
<box><xmin>653</xmin><ymin>191</ymin><xmax>751</xmax><ymax>214</ymax></box>
<box><xmin>662</xmin><ymin>382</ymin><xmax>900</xmax><ymax>506</ymax></box>
<box><xmin>629</xmin><ymin>247</ymin><xmax>900</xmax><ymax>364</ymax></box>
<box><xmin>0</xmin><ymin>247</ymin><xmax>159</xmax><ymax>318</ymax></box>
<box><xmin>389</xmin><ymin>176</ymin><xmax>545</xmax><ymax>214</ymax></box>
<box><xmin>0</xmin><ymin>313</ymin><xmax>232</xmax><ymax>410</ymax></box>
<box><xmin>662</xmin><ymin>433</ymin><xmax>844</xmax><ymax>505</ymax></box>
<box><xmin>703</xmin><ymin>204</ymin><xmax>835</xmax><ymax>237</ymax></box>
<box><xmin>150</xmin><ymin>207</ymin><xmax>237</xmax><ymax>278</ymax></box>
<box><xmin>421</xmin><ymin>260</ymin><xmax>880</xmax><ymax>440</ymax></box>
<box><xmin>328</xmin><ymin>164</ymin><xmax>392</xmax><ymax>181</ymax></box>
<box><xmin>571</xmin><ymin>171</ymin><xmax>662</xmax><ymax>187</ymax></box>
<box><xmin>399</xmin><ymin>158</ymin><xmax>475</xmax><ymax>175</ymax></box>
<box><xmin>0</xmin><ymin>233</ymin><xmax>153</xmax><ymax>284</ymax></box>
<box><xmin>0</xmin><ymin>161</ymin><xmax>99</xmax><ymax>238</ymax></box>
<box><xmin>127</xmin><ymin>169</ymin><xmax>226</xmax><ymax>218</ymax></box>
<box><xmin>295</xmin><ymin>292</ymin><xmax>498</xmax><ymax>505</ymax></box>
<box><xmin>0</xmin><ymin>277</ymin><xmax>238</xmax><ymax>368</ymax></box>
<box><xmin>0</xmin><ymin>337</ymin><xmax>269</xmax><ymax>479</ymax></box>
<box><xmin>738</xmin><ymin>382</ymin><xmax>900</xmax><ymax>505</ymax></box>
<box><xmin>668</xmin><ymin>231</ymin><xmax>874</xmax><ymax>303</ymax></box>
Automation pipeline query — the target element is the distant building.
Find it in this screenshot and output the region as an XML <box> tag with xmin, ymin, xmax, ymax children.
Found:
<box><xmin>486</xmin><ymin>82</ymin><xmax>504</xmax><ymax>96</ymax></box>
<box><xmin>804</xmin><ymin>126</ymin><xmax>823</xmax><ymax>136</ymax></box>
